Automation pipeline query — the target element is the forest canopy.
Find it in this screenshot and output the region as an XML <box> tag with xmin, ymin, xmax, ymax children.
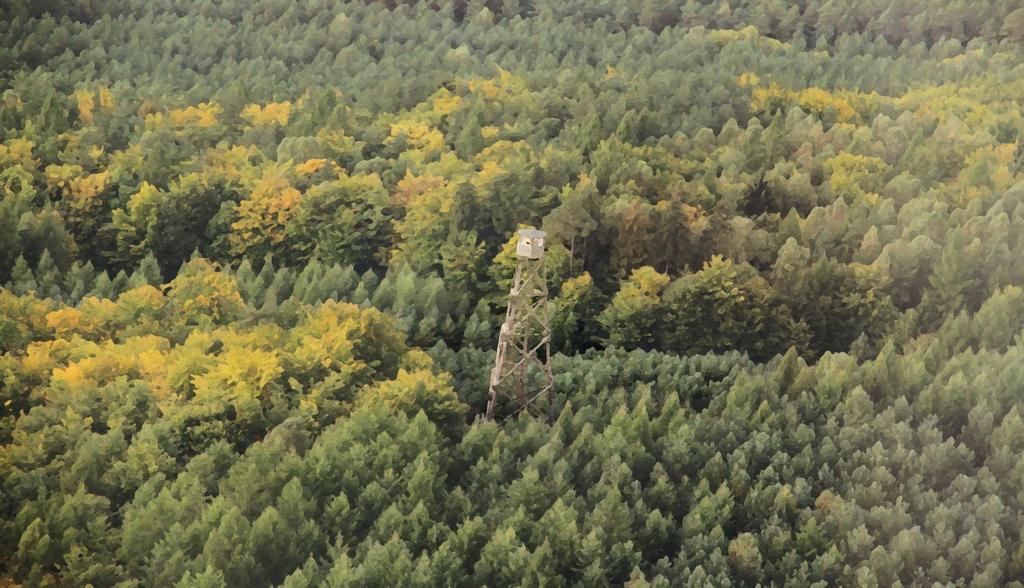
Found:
<box><xmin>4</xmin><ymin>0</ymin><xmax>1024</xmax><ymax>585</ymax></box>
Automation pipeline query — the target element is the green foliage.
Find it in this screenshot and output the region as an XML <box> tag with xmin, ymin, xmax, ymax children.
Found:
<box><xmin>551</xmin><ymin>272</ymin><xmax>605</xmax><ymax>353</ymax></box>
<box><xmin>663</xmin><ymin>256</ymin><xmax>809</xmax><ymax>361</ymax></box>
<box><xmin>289</xmin><ymin>174</ymin><xmax>391</xmax><ymax>269</ymax></box>
<box><xmin>3</xmin><ymin>7</ymin><xmax>1022</xmax><ymax>358</ymax></box>
<box><xmin>4</xmin><ymin>1</ymin><xmax>1024</xmax><ymax>585</ymax></box>
<box><xmin>357</xmin><ymin>368</ymin><xmax>468</xmax><ymax>432</ymax></box>
<box><xmin>599</xmin><ymin>267</ymin><xmax>669</xmax><ymax>350</ymax></box>
<box><xmin>3</xmin><ymin>271</ymin><xmax>1024</xmax><ymax>585</ymax></box>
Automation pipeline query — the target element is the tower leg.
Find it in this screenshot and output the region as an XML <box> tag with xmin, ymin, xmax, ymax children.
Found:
<box><xmin>545</xmin><ymin>339</ymin><xmax>555</xmax><ymax>423</ymax></box>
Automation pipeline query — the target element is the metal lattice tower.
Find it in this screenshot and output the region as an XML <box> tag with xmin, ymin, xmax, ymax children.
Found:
<box><xmin>485</xmin><ymin>229</ymin><xmax>555</xmax><ymax>421</ymax></box>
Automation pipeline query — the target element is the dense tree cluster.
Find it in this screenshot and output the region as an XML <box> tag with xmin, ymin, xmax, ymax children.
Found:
<box><xmin>4</xmin><ymin>261</ymin><xmax>1024</xmax><ymax>585</ymax></box>
<box><xmin>5</xmin><ymin>0</ymin><xmax>1024</xmax><ymax>359</ymax></box>
<box><xmin>4</xmin><ymin>0</ymin><xmax>1024</xmax><ymax>585</ymax></box>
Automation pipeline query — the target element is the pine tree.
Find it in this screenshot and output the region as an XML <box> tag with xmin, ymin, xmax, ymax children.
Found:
<box><xmin>34</xmin><ymin>249</ymin><xmax>61</xmax><ymax>299</ymax></box>
<box><xmin>129</xmin><ymin>254</ymin><xmax>163</xmax><ymax>288</ymax></box>
<box><xmin>176</xmin><ymin>566</ymin><xmax>227</xmax><ymax>588</ymax></box>
<box><xmin>10</xmin><ymin>255</ymin><xmax>37</xmax><ymax>295</ymax></box>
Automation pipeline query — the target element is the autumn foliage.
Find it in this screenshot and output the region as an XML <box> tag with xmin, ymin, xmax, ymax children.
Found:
<box><xmin>4</xmin><ymin>0</ymin><xmax>1024</xmax><ymax>585</ymax></box>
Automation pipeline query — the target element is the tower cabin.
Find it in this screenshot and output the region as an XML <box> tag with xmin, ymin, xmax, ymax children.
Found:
<box><xmin>516</xmin><ymin>228</ymin><xmax>546</xmax><ymax>260</ymax></box>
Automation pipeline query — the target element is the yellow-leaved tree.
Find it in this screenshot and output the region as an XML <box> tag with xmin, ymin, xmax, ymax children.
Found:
<box><xmin>230</xmin><ymin>166</ymin><xmax>302</xmax><ymax>260</ymax></box>
<box><xmin>241</xmin><ymin>101</ymin><xmax>293</xmax><ymax>127</ymax></box>
<box><xmin>357</xmin><ymin>368</ymin><xmax>467</xmax><ymax>431</ymax></box>
<box><xmin>0</xmin><ymin>290</ymin><xmax>53</xmax><ymax>354</ymax></box>
<box><xmin>165</xmin><ymin>258</ymin><xmax>246</xmax><ymax>328</ymax></box>
<box><xmin>190</xmin><ymin>345</ymin><xmax>285</xmax><ymax>435</ymax></box>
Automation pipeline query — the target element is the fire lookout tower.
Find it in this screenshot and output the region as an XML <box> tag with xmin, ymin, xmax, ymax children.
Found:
<box><xmin>485</xmin><ymin>228</ymin><xmax>555</xmax><ymax>421</ymax></box>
